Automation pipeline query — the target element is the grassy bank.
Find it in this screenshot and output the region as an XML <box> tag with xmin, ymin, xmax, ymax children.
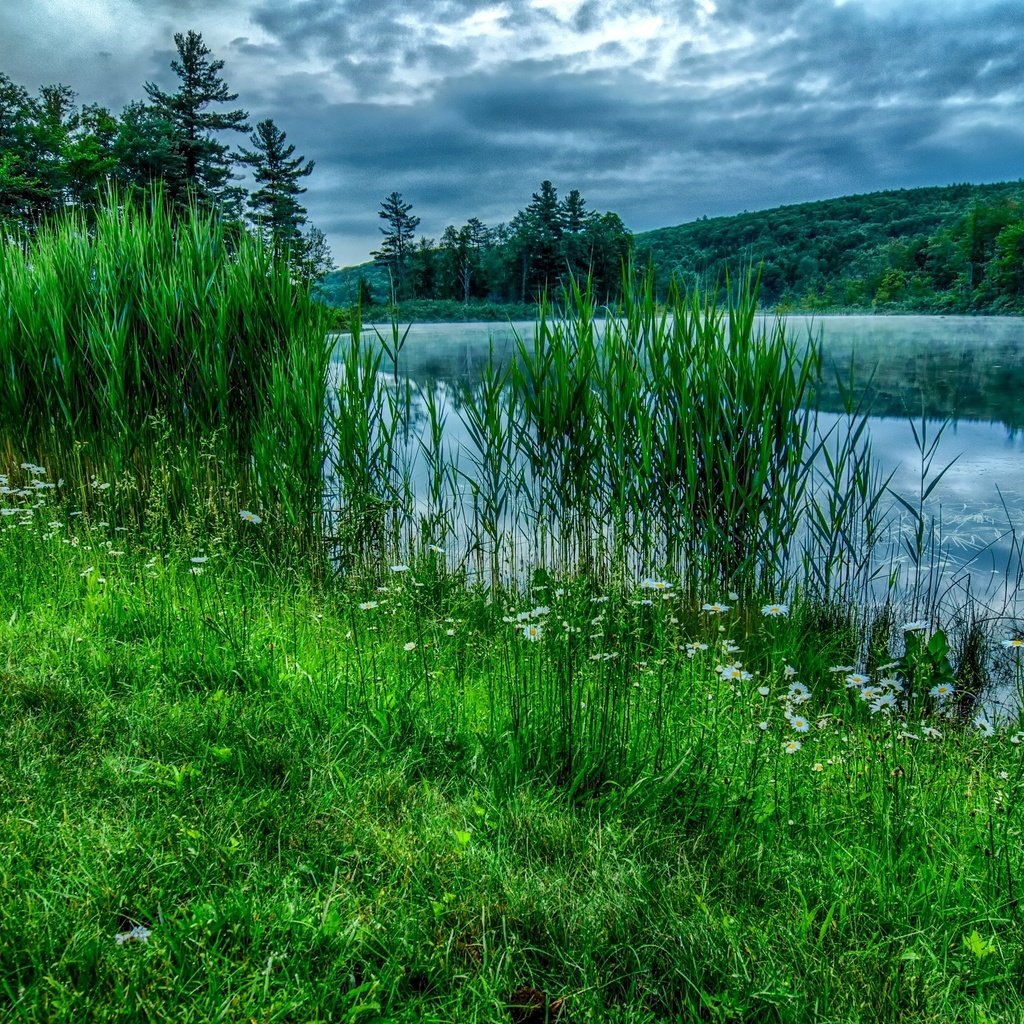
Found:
<box><xmin>1</xmin><ymin>485</ymin><xmax>1024</xmax><ymax>1022</ymax></box>
<box><xmin>3</xmin><ymin>195</ymin><xmax>1024</xmax><ymax>1021</ymax></box>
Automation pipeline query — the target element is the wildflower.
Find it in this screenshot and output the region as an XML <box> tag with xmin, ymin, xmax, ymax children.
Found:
<box><xmin>830</xmin><ymin>665</ymin><xmax>855</xmax><ymax>674</ymax></box>
<box><xmin>813</xmin><ymin>762</ymin><xmax>824</xmax><ymax>772</ymax></box>
<box><xmin>929</xmin><ymin>683</ymin><xmax>954</xmax><ymax>700</ymax></box>
<box><xmin>718</xmin><ymin>664</ymin><xmax>752</xmax><ymax>682</ymax></box>
<box><xmin>1011</xmin><ymin>733</ymin><xmax>1024</xmax><ymax>746</ymax></box>
<box><xmin>389</xmin><ymin>564</ymin><xmax>410</xmax><ymax>573</ymax></box>
<box><xmin>115</xmin><ymin>924</ymin><xmax>151</xmax><ymax>946</ymax></box>
<box><xmin>640</xmin><ymin>578</ymin><xmax>670</xmax><ymax>591</ymax></box>
<box><xmin>878</xmin><ymin>675</ymin><xmax>905</xmax><ymax>693</ymax></box>
<box><xmin>239</xmin><ymin>510</ymin><xmax>262</xmax><ymax>524</ymax></box>
<box><xmin>591</xmin><ymin>595</ymin><xmax>609</xmax><ymax>603</ymax></box>
<box><xmin>922</xmin><ymin>726</ymin><xmax>943</xmax><ymax>740</ymax></box>
<box><xmin>702</xmin><ymin>602</ymin><xmax>730</xmax><ymax>614</ymax></box>
<box><xmin>845</xmin><ymin>673</ymin><xmax>870</xmax><ymax>688</ymax></box>
<box><xmin>783</xmin><ymin>664</ymin><xmax>797</xmax><ymax>678</ymax></box>
<box><xmin>974</xmin><ymin>715</ymin><xmax>995</xmax><ymax>738</ymax></box>
<box><xmin>871</xmin><ymin>693</ymin><xmax>899</xmax><ymax>713</ymax></box>
<box><xmin>358</xmin><ymin>601</ymin><xmax>378</xmax><ymax>610</ymax></box>
<box><xmin>722</xmin><ymin>640</ymin><xmax>741</xmax><ymax>655</ymax></box>
<box><xmin>757</xmin><ymin>686</ymin><xmax>771</xmax><ymax>697</ymax></box>
<box><xmin>428</xmin><ymin>544</ymin><xmax>446</xmax><ymax>553</ymax></box>
<box><xmin>860</xmin><ymin>686</ymin><xmax>881</xmax><ymax>702</ymax></box>
<box><xmin>521</xmin><ymin>622</ymin><xmax>543</xmax><ymax>641</ymax></box>
<box><xmin>784</xmin><ymin>740</ymin><xmax>802</xmax><ymax>754</ymax></box>
<box><xmin>761</xmin><ymin>603</ymin><xmax>789</xmax><ymax>617</ymax></box>
<box><xmin>787</xmin><ymin>682</ymin><xmax>811</xmax><ymax>703</ymax></box>
<box><xmin>530</xmin><ymin>605</ymin><xmax>550</xmax><ymax>617</ymax></box>
<box><xmin>758</xmin><ymin>721</ymin><xmax>770</xmax><ymax>731</ymax></box>
<box><xmin>79</xmin><ymin>566</ymin><xmax>94</xmax><ymax>577</ymax></box>
<box><xmin>788</xmin><ymin>714</ymin><xmax>810</xmax><ymax>733</ymax></box>
<box><xmin>728</xmin><ymin>591</ymin><xmax>739</xmax><ymax>601</ymax></box>
<box><xmin>902</xmin><ymin>620</ymin><xmax>929</xmax><ymax>632</ymax></box>
<box><xmin>898</xmin><ymin>731</ymin><xmax>919</xmax><ymax>741</ymax></box>
<box><xmin>190</xmin><ymin>556</ymin><xmax>208</xmax><ymax>564</ymax></box>
<box><xmin>1002</xmin><ymin>638</ymin><xmax>1024</xmax><ymax>649</ymax></box>
<box><xmin>446</xmin><ymin>628</ymin><xmax>456</xmax><ymax>636</ymax></box>
<box><xmin>189</xmin><ymin>566</ymin><xmax>203</xmax><ymax>575</ymax></box>
<box><xmin>403</xmin><ymin>641</ymin><xmax>417</xmax><ymax>652</ymax></box>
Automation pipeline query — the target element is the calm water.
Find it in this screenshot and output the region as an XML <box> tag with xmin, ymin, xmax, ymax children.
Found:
<box><xmin>342</xmin><ymin>315</ymin><xmax>1024</xmax><ymax>615</ymax></box>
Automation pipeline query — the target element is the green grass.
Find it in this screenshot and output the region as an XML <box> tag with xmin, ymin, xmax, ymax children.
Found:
<box><xmin>2</xmin><ymin>481</ymin><xmax>1024</xmax><ymax>1022</ymax></box>
<box><xmin>0</xmin><ymin>188</ymin><xmax>330</xmax><ymax>549</ymax></box>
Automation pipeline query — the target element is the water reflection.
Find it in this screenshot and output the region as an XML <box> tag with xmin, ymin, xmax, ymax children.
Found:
<box><xmin>332</xmin><ymin>316</ymin><xmax>1023</xmax><ymax>611</ymax></box>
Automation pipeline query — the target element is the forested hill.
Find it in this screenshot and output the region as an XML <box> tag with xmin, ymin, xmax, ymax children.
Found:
<box><xmin>634</xmin><ymin>181</ymin><xmax>1024</xmax><ymax>311</ymax></box>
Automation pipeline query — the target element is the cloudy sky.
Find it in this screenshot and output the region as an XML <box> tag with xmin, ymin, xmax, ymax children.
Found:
<box><xmin>3</xmin><ymin>0</ymin><xmax>1022</xmax><ymax>266</ymax></box>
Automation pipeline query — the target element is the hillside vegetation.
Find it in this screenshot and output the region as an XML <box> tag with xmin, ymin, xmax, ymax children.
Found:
<box><xmin>323</xmin><ymin>181</ymin><xmax>1024</xmax><ymax>318</ymax></box>
<box><xmin>635</xmin><ymin>181</ymin><xmax>1024</xmax><ymax>311</ymax></box>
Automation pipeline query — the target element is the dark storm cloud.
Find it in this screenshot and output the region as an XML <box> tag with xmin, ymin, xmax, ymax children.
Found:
<box><xmin>1</xmin><ymin>0</ymin><xmax>1022</xmax><ymax>264</ymax></box>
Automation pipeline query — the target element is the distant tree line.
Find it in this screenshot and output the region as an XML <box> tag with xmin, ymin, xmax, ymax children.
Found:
<box><xmin>635</xmin><ymin>182</ymin><xmax>1024</xmax><ymax>312</ymax></box>
<box><xmin>365</xmin><ymin>180</ymin><xmax>633</xmax><ymax>304</ymax></box>
<box><xmin>0</xmin><ymin>30</ymin><xmax>331</xmax><ymax>281</ymax></box>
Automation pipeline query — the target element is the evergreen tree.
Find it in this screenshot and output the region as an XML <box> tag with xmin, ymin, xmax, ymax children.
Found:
<box><xmin>144</xmin><ymin>30</ymin><xmax>249</xmax><ymax>206</ymax></box>
<box><xmin>112</xmin><ymin>101</ymin><xmax>183</xmax><ymax>193</ymax></box>
<box><xmin>0</xmin><ymin>74</ymin><xmax>45</xmax><ymax>224</ymax></box>
<box><xmin>513</xmin><ymin>179</ymin><xmax>563</xmax><ymax>299</ymax></box>
<box><xmin>236</xmin><ymin>118</ymin><xmax>314</xmax><ymax>263</ymax></box>
<box><xmin>372</xmin><ymin>191</ymin><xmax>420</xmax><ymax>298</ymax></box>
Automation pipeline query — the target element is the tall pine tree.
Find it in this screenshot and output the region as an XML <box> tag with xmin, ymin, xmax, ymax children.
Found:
<box><xmin>144</xmin><ymin>30</ymin><xmax>248</xmax><ymax>207</ymax></box>
<box><xmin>372</xmin><ymin>191</ymin><xmax>420</xmax><ymax>298</ymax></box>
<box><xmin>236</xmin><ymin>118</ymin><xmax>314</xmax><ymax>263</ymax></box>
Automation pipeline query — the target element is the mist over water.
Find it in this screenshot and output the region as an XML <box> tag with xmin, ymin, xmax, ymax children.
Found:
<box><xmin>329</xmin><ymin>315</ymin><xmax>1024</xmax><ymax>614</ymax></box>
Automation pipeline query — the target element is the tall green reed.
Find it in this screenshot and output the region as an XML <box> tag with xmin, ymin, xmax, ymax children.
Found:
<box><xmin>0</xmin><ymin>188</ymin><xmax>330</xmax><ymax>548</ymax></box>
<box><xmin>510</xmin><ymin>268</ymin><xmax>822</xmax><ymax>593</ymax></box>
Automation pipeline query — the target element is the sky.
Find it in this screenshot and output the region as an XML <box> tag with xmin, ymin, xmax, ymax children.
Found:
<box><xmin>2</xmin><ymin>0</ymin><xmax>1023</xmax><ymax>267</ymax></box>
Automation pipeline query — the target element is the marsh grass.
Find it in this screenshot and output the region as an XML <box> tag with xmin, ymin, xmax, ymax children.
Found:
<box><xmin>328</xmin><ymin>269</ymin><xmax>836</xmax><ymax>599</ymax></box>
<box><xmin>0</xmin><ymin>189</ymin><xmax>330</xmax><ymax>552</ymax></box>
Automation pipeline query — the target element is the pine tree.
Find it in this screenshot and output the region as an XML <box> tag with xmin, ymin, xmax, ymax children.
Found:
<box><xmin>144</xmin><ymin>30</ymin><xmax>249</xmax><ymax>206</ymax></box>
<box><xmin>372</xmin><ymin>191</ymin><xmax>420</xmax><ymax>298</ymax></box>
<box><xmin>236</xmin><ymin>118</ymin><xmax>314</xmax><ymax>263</ymax></box>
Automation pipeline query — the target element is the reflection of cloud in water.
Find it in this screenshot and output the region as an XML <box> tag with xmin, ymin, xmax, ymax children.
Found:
<box><xmin>329</xmin><ymin>320</ymin><xmax>1024</xmax><ymax>612</ymax></box>
<box><xmin>814</xmin><ymin>411</ymin><xmax>1023</xmax><ymax>612</ymax></box>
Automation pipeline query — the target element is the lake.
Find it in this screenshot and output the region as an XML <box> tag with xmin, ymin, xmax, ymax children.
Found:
<box><xmin>335</xmin><ymin>314</ymin><xmax>1024</xmax><ymax>617</ymax></box>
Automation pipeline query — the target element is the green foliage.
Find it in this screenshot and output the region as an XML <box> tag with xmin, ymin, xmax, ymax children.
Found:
<box><xmin>142</xmin><ymin>29</ymin><xmax>250</xmax><ymax>206</ymax></box>
<box><xmin>344</xmin><ymin>180</ymin><xmax>633</xmax><ymax>307</ymax></box>
<box><xmin>634</xmin><ymin>181</ymin><xmax>1024</xmax><ymax>311</ymax></box>
<box><xmin>0</xmin><ymin>32</ymin><xmax>334</xmax><ymax>279</ymax></box>
<box><xmin>0</xmin><ymin>189</ymin><xmax>330</xmax><ymax>545</ymax></box>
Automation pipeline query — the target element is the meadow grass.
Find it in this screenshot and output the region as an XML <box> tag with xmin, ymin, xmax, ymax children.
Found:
<box><xmin>1</xmin><ymin>476</ymin><xmax>1024</xmax><ymax>1022</ymax></box>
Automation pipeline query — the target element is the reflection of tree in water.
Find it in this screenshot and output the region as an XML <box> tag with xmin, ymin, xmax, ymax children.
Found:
<box><xmin>809</xmin><ymin>320</ymin><xmax>1024</xmax><ymax>432</ymax></box>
